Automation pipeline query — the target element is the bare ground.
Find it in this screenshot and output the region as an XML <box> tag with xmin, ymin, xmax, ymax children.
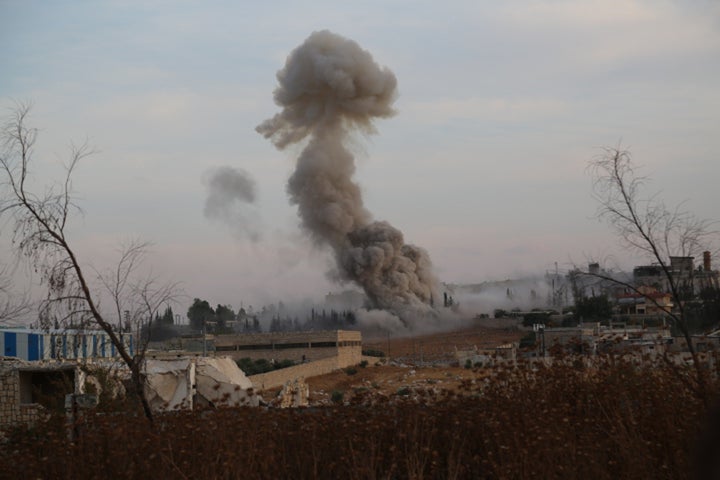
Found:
<box><xmin>305</xmin><ymin>321</ymin><xmax>524</xmax><ymax>403</ymax></box>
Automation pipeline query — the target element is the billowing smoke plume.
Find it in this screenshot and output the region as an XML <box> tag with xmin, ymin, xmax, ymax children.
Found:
<box><xmin>257</xmin><ymin>30</ymin><xmax>440</xmax><ymax>326</ymax></box>
<box><xmin>203</xmin><ymin>166</ymin><xmax>259</xmax><ymax>240</ymax></box>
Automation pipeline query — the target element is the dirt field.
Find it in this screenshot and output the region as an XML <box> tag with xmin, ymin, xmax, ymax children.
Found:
<box><xmin>363</xmin><ymin>320</ymin><xmax>524</xmax><ymax>363</ymax></box>
<box><xmin>305</xmin><ymin>321</ymin><xmax>524</xmax><ymax>404</ymax></box>
<box><xmin>306</xmin><ymin>364</ymin><xmax>478</xmax><ymax>403</ymax></box>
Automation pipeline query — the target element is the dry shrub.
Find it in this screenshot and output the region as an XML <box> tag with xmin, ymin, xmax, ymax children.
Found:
<box><xmin>1</xmin><ymin>356</ymin><xmax>716</xmax><ymax>479</ymax></box>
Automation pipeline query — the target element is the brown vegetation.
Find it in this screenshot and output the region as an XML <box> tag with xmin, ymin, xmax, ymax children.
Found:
<box><xmin>363</xmin><ymin>323</ymin><xmax>524</xmax><ymax>364</ymax></box>
<box><xmin>2</xmin><ymin>357</ymin><xmax>718</xmax><ymax>479</ymax></box>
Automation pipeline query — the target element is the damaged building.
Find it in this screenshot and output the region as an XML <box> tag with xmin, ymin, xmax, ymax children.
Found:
<box><xmin>144</xmin><ymin>356</ymin><xmax>260</xmax><ymax>411</ymax></box>
<box><xmin>0</xmin><ymin>358</ymin><xmax>84</xmax><ymax>429</ymax></box>
<box><xmin>0</xmin><ymin>355</ymin><xmax>265</xmax><ymax>429</ymax></box>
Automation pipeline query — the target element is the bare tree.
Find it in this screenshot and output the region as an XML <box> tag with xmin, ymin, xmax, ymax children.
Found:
<box><xmin>586</xmin><ymin>146</ymin><xmax>716</xmax><ymax>401</ymax></box>
<box><xmin>0</xmin><ymin>264</ymin><xmax>32</xmax><ymax>325</ymax></box>
<box><xmin>0</xmin><ymin>103</ymin><xmax>179</xmax><ymax>423</ymax></box>
<box><xmin>95</xmin><ymin>239</ymin><xmax>181</xmax><ymax>357</ymax></box>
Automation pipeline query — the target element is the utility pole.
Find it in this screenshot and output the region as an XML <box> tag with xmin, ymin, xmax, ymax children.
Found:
<box><xmin>534</xmin><ymin>323</ymin><xmax>546</xmax><ymax>358</ymax></box>
<box><xmin>202</xmin><ymin>315</ymin><xmax>207</xmax><ymax>357</ymax></box>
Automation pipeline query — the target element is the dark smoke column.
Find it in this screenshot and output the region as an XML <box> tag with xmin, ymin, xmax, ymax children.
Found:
<box><xmin>257</xmin><ymin>30</ymin><xmax>439</xmax><ymax>325</ymax></box>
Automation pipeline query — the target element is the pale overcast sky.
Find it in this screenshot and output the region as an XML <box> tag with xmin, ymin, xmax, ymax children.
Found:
<box><xmin>2</xmin><ymin>0</ymin><xmax>719</xmax><ymax>312</ymax></box>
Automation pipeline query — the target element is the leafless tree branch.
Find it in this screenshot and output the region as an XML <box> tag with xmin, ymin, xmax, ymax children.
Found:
<box><xmin>586</xmin><ymin>146</ymin><xmax>717</xmax><ymax>403</ymax></box>
<box><xmin>0</xmin><ymin>264</ymin><xmax>32</xmax><ymax>325</ymax></box>
<box><xmin>0</xmin><ymin>103</ymin><xmax>181</xmax><ymax>423</ymax></box>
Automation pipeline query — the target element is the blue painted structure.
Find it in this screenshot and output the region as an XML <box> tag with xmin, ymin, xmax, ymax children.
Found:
<box><xmin>0</xmin><ymin>328</ymin><xmax>133</xmax><ymax>361</ymax></box>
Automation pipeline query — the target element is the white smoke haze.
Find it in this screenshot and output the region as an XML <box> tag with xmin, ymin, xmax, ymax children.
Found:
<box><xmin>355</xmin><ymin>308</ymin><xmax>405</xmax><ymax>333</ymax></box>
<box><xmin>449</xmin><ymin>277</ymin><xmax>555</xmax><ymax>316</ymax></box>
<box><xmin>203</xmin><ymin>166</ymin><xmax>260</xmax><ymax>240</ymax></box>
<box><xmin>257</xmin><ymin>30</ymin><xmax>441</xmax><ymax>330</ymax></box>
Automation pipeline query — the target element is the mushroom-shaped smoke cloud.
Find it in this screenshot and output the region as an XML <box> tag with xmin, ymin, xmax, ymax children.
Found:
<box><xmin>258</xmin><ymin>30</ymin><xmax>439</xmax><ymax>327</ymax></box>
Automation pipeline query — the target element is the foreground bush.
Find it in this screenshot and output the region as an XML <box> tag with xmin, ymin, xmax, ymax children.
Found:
<box><xmin>1</xmin><ymin>358</ymin><xmax>717</xmax><ymax>479</ymax></box>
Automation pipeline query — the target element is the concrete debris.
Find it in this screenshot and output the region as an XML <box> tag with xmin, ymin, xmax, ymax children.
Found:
<box><xmin>145</xmin><ymin>356</ymin><xmax>259</xmax><ymax>412</ymax></box>
<box><xmin>195</xmin><ymin>357</ymin><xmax>259</xmax><ymax>408</ymax></box>
<box><xmin>145</xmin><ymin>358</ymin><xmax>194</xmax><ymax>411</ymax></box>
<box><xmin>275</xmin><ymin>378</ymin><xmax>309</xmax><ymax>408</ymax></box>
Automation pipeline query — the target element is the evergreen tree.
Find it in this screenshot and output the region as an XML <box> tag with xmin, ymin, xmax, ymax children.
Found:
<box><xmin>161</xmin><ymin>306</ymin><xmax>174</xmax><ymax>325</ymax></box>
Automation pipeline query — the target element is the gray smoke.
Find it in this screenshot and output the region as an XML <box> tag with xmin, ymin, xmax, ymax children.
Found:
<box><xmin>203</xmin><ymin>166</ymin><xmax>259</xmax><ymax>239</ymax></box>
<box><xmin>257</xmin><ymin>30</ymin><xmax>440</xmax><ymax>327</ymax></box>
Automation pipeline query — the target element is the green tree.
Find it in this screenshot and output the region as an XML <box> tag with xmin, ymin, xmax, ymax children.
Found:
<box><xmin>522</xmin><ymin>311</ymin><xmax>552</xmax><ymax>327</ymax></box>
<box><xmin>574</xmin><ymin>295</ymin><xmax>613</xmax><ymax>323</ymax></box>
<box><xmin>215</xmin><ymin>304</ymin><xmax>235</xmax><ymax>330</ymax></box>
<box><xmin>161</xmin><ymin>305</ymin><xmax>175</xmax><ymax>325</ymax></box>
<box><xmin>685</xmin><ymin>287</ymin><xmax>720</xmax><ymax>334</ymax></box>
<box><xmin>187</xmin><ymin>298</ymin><xmax>214</xmax><ymax>331</ymax></box>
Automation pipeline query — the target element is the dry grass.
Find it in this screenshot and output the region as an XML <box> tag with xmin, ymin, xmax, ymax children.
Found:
<box><xmin>2</xmin><ymin>356</ymin><xmax>718</xmax><ymax>479</ymax></box>
<box><xmin>306</xmin><ymin>365</ymin><xmax>480</xmax><ymax>400</ymax></box>
<box><xmin>363</xmin><ymin>323</ymin><xmax>524</xmax><ymax>363</ymax></box>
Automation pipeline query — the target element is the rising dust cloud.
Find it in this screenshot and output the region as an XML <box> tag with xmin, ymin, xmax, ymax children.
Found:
<box><xmin>203</xmin><ymin>166</ymin><xmax>260</xmax><ymax>240</ymax></box>
<box><xmin>257</xmin><ymin>30</ymin><xmax>441</xmax><ymax>329</ymax></box>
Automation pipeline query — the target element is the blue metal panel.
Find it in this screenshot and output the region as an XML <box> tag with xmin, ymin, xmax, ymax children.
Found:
<box><xmin>28</xmin><ymin>334</ymin><xmax>40</xmax><ymax>361</ymax></box>
<box><xmin>82</xmin><ymin>336</ymin><xmax>87</xmax><ymax>358</ymax></box>
<box><xmin>101</xmin><ymin>337</ymin><xmax>106</xmax><ymax>357</ymax></box>
<box><xmin>4</xmin><ymin>332</ymin><xmax>17</xmax><ymax>357</ymax></box>
<box><xmin>92</xmin><ymin>335</ymin><xmax>97</xmax><ymax>357</ymax></box>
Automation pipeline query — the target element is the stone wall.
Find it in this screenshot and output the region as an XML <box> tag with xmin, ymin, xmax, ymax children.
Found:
<box><xmin>0</xmin><ymin>364</ymin><xmax>21</xmax><ymax>427</ymax></box>
<box><xmin>248</xmin><ymin>346</ymin><xmax>362</xmax><ymax>391</ymax></box>
<box><xmin>217</xmin><ymin>330</ymin><xmax>346</xmax><ymax>346</ymax></box>
<box><xmin>0</xmin><ymin>360</ymin><xmax>80</xmax><ymax>430</ymax></box>
<box><xmin>249</xmin><ymin>357</ymin><xmax>340</xmax><ymax>391</ymax></box>
<box><xmin>223</xmin><ymin>346</ymin><xmax>336</xmax><ymax>364</ymax></box>
<box><xmin>337</xmin><ymin>345</ymin><xmax>362</xmax><ymax>367</ymax></box>
<box><xmin>0</xmin><ymin>361</ymin><xmax>42</xmax><ymax>428</ymax></box>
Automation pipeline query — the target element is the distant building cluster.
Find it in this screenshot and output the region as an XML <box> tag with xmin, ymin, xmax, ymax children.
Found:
<box><xmin>572</xmin><ymin>252</ymin><xmax>718</xmax><ymax>302</ymax></box>
<box><xmin>519</xmin><ymin>252</ymin><xmax>720</xmax><ymax>360</ymax></box>
<box><xmin>633</xmin><ymin>253</ymin><xmax>719</xmax><ymax>295</ymax></box>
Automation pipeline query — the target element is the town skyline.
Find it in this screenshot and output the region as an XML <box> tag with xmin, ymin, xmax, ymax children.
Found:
<box><xmin>2</xmin><ymin>0</ymin><xmax>719</xmax><ymax>312</ymax></box>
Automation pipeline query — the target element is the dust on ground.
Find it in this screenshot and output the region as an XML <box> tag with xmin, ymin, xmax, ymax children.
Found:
<box><xmin>306</xmin><ymin>321</ymin><xmax>524</xmax><ymax>404</ymax></box>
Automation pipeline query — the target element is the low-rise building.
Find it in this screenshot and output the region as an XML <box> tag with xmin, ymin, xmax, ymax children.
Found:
<box><xmin>535</xmin><ymin>323</ymin><xmax>672</xmax><ymax>357</ymax></box>
<box><xmin>213</xmin><ymin>329</ymin><xmax>362</xmax><ymax>365</ymax></box>
<box><xmin>456</xmin><ymin>343</ymin><xmax>517</xmax><ymax>367</ymax></box>
<box><xmin>633</xmin><ymin>253</ymin><xmax>719</xmax><ymax>296</ymax></box>
<box><xmin>616</xmin><ymin>288</ymin><xmax>673</xmax><ymax>316</ymax></box>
